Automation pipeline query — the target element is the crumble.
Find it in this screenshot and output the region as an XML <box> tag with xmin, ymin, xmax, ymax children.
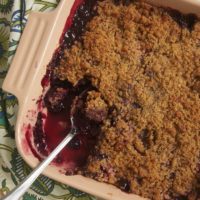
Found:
<box><xmin>51</xmin><ymin>0</ymin><xmax>200</xmax><ymax>199</ymax></box>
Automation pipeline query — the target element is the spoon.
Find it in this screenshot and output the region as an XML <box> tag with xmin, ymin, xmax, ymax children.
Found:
<box><xmin>2</xmin><ymin>98</ymin><xmax>79</xmax><ymax>200</ymax></box>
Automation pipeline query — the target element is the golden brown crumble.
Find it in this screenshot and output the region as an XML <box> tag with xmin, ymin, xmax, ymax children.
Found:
<box><xmin>85</xmin><ymin>91</ymin><xmax>108</xmax><ymax>122</ymax></box>
<box><xmin>54</xmin><ymin>0</ymin><xmax>200</xmax><ymax>199</ymax></box>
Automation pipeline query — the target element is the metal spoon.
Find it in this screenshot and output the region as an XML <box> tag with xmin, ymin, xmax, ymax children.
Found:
<box><xmin>2</xmin><ymin>99</ymin><xmax>78</xmax><ymax>200</ymax></box>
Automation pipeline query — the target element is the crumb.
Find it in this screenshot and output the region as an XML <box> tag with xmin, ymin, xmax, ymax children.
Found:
<box><xmin>85</xmin><ymin>91</ymin><xmax>108</xmax><ymax>122</ymax></box>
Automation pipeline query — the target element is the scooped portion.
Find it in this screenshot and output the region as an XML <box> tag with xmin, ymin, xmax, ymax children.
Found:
<box><xmin>33</xmin><ymin>0</ymin><xmax>200</xmax><ymax>199</ymax></box>
<box><xmin>33</xmin><ymin>77</ymin><xmax>102</xmax><ymax>168</ymax></box>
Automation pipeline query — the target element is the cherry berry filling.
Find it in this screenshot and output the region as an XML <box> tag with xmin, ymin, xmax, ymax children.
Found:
<box><xmin>33</xmin><ymin>78</ymin><xmax>101</xmax><ymax>170</ymax></box>
<box><xmin>32</xmin><ymin>0</ymin><xmax>99</xmax><ymax>170</ymax></box>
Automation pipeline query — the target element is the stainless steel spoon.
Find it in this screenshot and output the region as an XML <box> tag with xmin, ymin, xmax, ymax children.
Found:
<box><xmin>2</xmin><ymin>116</ymin><xmax>77</xmax><ymax>200</ymax></box>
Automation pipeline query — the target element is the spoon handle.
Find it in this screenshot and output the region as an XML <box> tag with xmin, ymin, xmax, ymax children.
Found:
<box><xmin>2</xmin><ymin>130</ymin><xmax>75</xmax><ymax>200</ymax></box>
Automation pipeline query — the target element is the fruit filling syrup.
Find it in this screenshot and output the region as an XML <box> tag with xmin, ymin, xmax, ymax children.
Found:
<box><xmin>30</xmin><ymin>0</ymin><xmax>99</xmax><ymax>172</ymax></box>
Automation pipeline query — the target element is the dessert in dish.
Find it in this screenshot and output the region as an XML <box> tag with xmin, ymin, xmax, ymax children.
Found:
<box><xmin>32</xmin><ymin>0</ymin><xmax>200</xmax><ymax>199</ymax></box>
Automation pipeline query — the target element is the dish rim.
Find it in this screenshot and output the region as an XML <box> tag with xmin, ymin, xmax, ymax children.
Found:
<box><xmin>2</xmin><ymin>0</ymin><xmax>200</xmax><ymax>199</ymax></box>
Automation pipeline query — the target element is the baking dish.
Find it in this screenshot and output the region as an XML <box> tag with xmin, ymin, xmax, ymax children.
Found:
<box><xmin>2</xmin><ymin>0</ymin><xmax>200</xmax><ymax>199</ymax></box>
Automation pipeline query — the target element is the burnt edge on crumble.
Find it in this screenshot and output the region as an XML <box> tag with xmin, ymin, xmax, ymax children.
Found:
<box><xmin>33</xmin><ymin>0</ymin><xmax>200</xmax><ymax>200</ymax></box>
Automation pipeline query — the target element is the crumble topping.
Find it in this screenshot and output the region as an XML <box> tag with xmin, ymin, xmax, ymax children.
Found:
<box><xmin>53</xmin><ymin>0</ymin><xmax>200</xmax><ymax>199</ymax></box>
<box><xmin>85</xmin><ymin>91</ymin><xmax>108</xmax><ymax>122</ymax></box>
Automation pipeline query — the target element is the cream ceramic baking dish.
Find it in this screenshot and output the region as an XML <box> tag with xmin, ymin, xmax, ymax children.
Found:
<box><xmin>2</xmin><ymin>0</ymin><xmax>200</xmax><ymax>199</ymax></box>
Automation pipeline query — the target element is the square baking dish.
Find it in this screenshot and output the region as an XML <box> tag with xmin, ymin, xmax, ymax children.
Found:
<box><xmin>2</xmin><ymin>0</ymin><xmax>200</xmax><ymax>199</ymax></box>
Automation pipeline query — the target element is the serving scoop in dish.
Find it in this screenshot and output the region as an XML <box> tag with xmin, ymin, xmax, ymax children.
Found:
<box><xmin>2</xmin><ymin>122</ymin><xmax>76</xmax><ymax>200</ymax></box>
<box><xmin>2</xmin><ymin>96</ymin><xmax>81</xmax><ymax>200</ymax></box>
<box><xmin>2</xmin><ymin>0</ymin><xmax>200</xmax><ymax>199</ymax></box>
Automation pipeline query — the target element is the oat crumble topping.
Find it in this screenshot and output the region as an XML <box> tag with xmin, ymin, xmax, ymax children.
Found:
<box><xmin>52</xmin><ymin>0</ymin><xmax>200</xmax><ymax>199</ymax></box>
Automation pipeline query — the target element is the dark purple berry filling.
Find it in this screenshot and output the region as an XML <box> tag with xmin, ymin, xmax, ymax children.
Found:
<box><xmin>117</xmin><ymin>178</ymin><xmax>131</xmax><ymax>193</ymax></box>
